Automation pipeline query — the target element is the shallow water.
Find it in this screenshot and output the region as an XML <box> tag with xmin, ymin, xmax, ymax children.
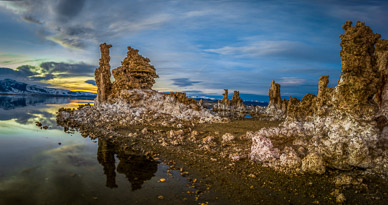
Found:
<box><xmin>0</xmin><ymin>95</ymin><xmax>199</xmax><ymax>205</ymax></box>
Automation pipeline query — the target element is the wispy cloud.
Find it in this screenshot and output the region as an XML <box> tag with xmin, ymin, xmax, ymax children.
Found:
<box><xmin>278</xmin><ymin>77</ymin><xmax>306</xmax><ymax>86</ymax></box>
<box><xmin>205</xmin><ymin>41</ymin><xmax>300</xmax><ymax>57</ymax></box>
<box><xmin>171</xmin><ymin>78</ymin><xmax>201</xmax><ymax>87</ymax></box>
<box><xmin>85</xmin><ymin>80</ymin><xmax>96</xmax><ymax>86</ymax></box>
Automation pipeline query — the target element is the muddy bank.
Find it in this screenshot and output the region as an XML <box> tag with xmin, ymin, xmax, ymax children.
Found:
<box><xmin>57</xmin><ymin>115</ymin><xmax>388</xmax><ymax>204</ymax></box>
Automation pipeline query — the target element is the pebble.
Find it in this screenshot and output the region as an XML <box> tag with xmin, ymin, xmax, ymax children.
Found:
<box><xmin>336</xmin><ymin>193</ymin><xmax>346</xmax><ymax>203</ymax></box>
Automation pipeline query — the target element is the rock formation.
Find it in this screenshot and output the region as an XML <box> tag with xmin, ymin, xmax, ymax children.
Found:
<box><xmin>168</xmin><ymin>92</ymin><xmax>199</xmax><ymax>110</ymax></box>
<box><xmin>214</xmin><ymin>89</ymin><xmax>247</xmax><ymax>112</ymax></box>
<box><xmin>268</xmin><ymin>80</ymin><xmax>281</xmax><ymax>109</ymax></box>
<box><xmin>375</xmin><ymin>39</ymin><xmax>388</xmax><ymax>117</ymax></box>
<box><xmin>250</xmin><ymin>21</ymin><xmax>388</xmax><ymax>176</ymax></box>
<box><xmin>95</xmin><ymin>43</ymin><xmax>112</xmax><ymax>103</ymax></box>
<box><xmin>58</xmin><ymin>44</ymin><xmax>223</xmax><ymax>128</ymax></box>
<box><xmin>221</xmin><ymin>89</ymin><xmax>230</xmax><ymax>105</ymax></box>
<box><xmin>111</xmin><ymin>46</ymin><xmax>158</xmax><ymax>97</ymax></box>
<box><xmin>265</xmin><ymin>80</ymin><xmax>287</xmax><ymax>120</ymax></box>
<box><xmin>231</xmin><ymin>91</ymin><xmax>243</xmax><ymax>107</ymax></box>
<box><xmin>336</xmin><ymin>21</ymin><xmax>381</xmax><ymax>116</ymax></box>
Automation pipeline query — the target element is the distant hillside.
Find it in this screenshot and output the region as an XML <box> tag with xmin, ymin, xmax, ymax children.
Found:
<box><xmin>0</xmin><ymin>79</ymin><xmax>96</xmax><ymax>97</ymax></box>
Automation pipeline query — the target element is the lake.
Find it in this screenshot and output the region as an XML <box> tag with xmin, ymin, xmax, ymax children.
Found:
<box><xmin>0</xmin><ymin>95</ymin><xmax>208</xmax><ymax>205</ymax></box>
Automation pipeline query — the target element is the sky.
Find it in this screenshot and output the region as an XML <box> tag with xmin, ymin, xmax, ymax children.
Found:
<box><xmin>0</xmin><ymin>0</ymin><xmax>387</xmax><ymax>100</ymax></box>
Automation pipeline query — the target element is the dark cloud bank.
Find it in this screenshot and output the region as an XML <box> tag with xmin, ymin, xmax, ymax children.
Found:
<box><xmin>0</xmin><ymin>61</ymin><xmax>96</xmax><ymax>85</ymax></box>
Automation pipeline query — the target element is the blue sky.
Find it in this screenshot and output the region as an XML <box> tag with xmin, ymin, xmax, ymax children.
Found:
<box><xmin>0</xmin><ymin>0</ymin><xmax>387</xmax><ymax>100</ymax></box>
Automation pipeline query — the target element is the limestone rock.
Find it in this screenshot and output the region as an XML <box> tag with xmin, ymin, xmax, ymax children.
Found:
<box><xmin>221</xmin><ymin>89</ymin><xmax>230</xmax><ymax>105</ymax></box>
<box><xmin>337</xmin><ymin>21</ymin><xmax>381</xmax><ymax>116</ymax></box>
<box><xmin>336</xmin><ymin>193</ymin><xmax>346</xmax><ymax>204</ymax></box>
<box><xmin>111</xmin><ymin>46</ymin><xmax>158</xmax><ymax>96</ymax></box>
<box><xmin>265</xmin><ymin>80</ymin><xmax>288</xmax><ymax>120</ymax></box>
<box><xmin>251</xmin><ymin>21</ymin><xmax>388</xmax><ymax>176</ymax></box>
<box><xmin>301</xmin><ymin>152</ymin><xmax>326</xmax><ymax>174</ymax></box>
<box><xmin>213</xmin><ymin>89</ymin><xmax>253</xmax><ymax>117</ymax></box>
<box><xmin>375</xmin><ymin>39</ymin><xmax>388</xmax><ymax>117</ymax></box>
<box><xmin>168</xmin><ymin>92</ymin><xmax>199</xmax><ymax>110</ymax></box>
<box><xmin>249</xmin><ymin>132</ymin><xmax>280</xmax><ymax>163</ymax></box>
<box><xmin>95</xmin><ymin>43</ymin><xmax>112</xmax><ymax>103</ymax></box>
<box><xmin>57</xmin><ymin>89</ymin><xmax>224</xmax><ymax>128</ymax></box>
<box><xmin>222</xmin><ymin>133</ymin><xmax>235</xmax><ymax>143</ymax></box>
<box><xmin>231</xmin><ymin>91</ymin><xmax>243</xmax><ymax>107</ymax></box>
<box><xmin>268</xmin><ymin>80</ymin><xmax>281</xmax><ymax>109</ymax></box>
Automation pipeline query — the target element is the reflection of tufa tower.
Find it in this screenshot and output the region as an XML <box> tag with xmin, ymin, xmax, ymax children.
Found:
<box><xmin>97</xmin><ymin>139</ymin><xmax>117</xmax><ymax>188</ymax></box>
<box><xmin>95</xmin><ymin>43</ymin><xmax>112</xmax><ymax>104</ymax></box>
<box><xmin>97</xmin><ymin>138</ymin><xmax>158</xmax><ymax>191</ymax></box>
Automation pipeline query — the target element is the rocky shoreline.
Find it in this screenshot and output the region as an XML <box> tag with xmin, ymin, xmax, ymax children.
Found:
<box><xmin>56</xmin><ymin>116</ymin><xmax>388</xmax><ymax>204</ymax></box>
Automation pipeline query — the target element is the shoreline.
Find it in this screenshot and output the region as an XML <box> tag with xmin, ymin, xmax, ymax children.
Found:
<box><xmin>57</xmin><ymin>113</ymin><xmax>388</xmax><ymax>204</ymax></box>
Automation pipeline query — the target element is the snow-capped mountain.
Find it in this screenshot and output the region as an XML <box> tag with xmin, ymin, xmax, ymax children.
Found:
<box><xmin>0</xmin><ymin>79</ymin><xmax>96</xmax><ymax>97</ymax></box>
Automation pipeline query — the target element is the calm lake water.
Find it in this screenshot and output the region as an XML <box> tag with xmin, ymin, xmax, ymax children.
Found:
<box><xmin>0</xmin><ymin>95</ymin><xmax>203</xmax><ymax>205</ymax></box>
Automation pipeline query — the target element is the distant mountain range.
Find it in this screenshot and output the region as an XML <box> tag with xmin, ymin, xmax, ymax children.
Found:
<box><xmin>0</xmin><ymin>79</ymin><xmax>96</xmax><ymax>97</ymax></box>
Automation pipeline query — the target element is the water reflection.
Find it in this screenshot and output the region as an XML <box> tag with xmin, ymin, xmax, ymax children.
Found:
<box><xmin>0</xmin><ymin>96</ymin><xmax>202</xmax><ymax>204</ymax></box>
<box><xmin>97</xmin><ymin>138</ymin><xmax>158</xmax><ymax>190</ymax></box>
<box><xmin>0</xmin><ymin>95</ymin><xmax>94</xmax><ymax>110</ymax></box>
<box><xmin>0</xmin><ymin>95</ymin><xmax>94</xmax><ymax>128</ymax></box>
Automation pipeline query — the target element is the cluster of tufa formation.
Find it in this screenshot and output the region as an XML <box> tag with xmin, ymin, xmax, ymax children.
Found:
<box><xmin>213</xmin><ymin>89</ymin><xmax>265</xmax><ymax>119</ymax></box>
<box><xmin>58</xmin><ymin>44</ymin><xmax>223</xmax><ymax>128</ymax></box>
<box><xmin>214</xmin><ymin>89</ymin><xmax>245</xmax><ymax>110</ymax></box>
<box><xmin>250</xmin><ymin>21</ymin><xmax>388</xmax><ymax>176</ymax></box>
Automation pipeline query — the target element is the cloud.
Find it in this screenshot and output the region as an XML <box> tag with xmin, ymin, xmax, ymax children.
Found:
<box><xmin>0</xmin><ymin>67</ymin><xmax>25</xmax><ymax>80</ymax></box>
<box><xmin>278</xmin><ymin>77</ymin><xmax>306</xmax><ymax>87</ymax></box>
<box><xmin>0</xmin><ymin>0</ymin><xmax>173</xmax><ymax>49</ymax></box>
<box><xmin>322</xmin><ymin>0</ymin><xmax>388</xmax><ymax>34</ymax></box>
<box><xmin>22</xmin><ymin>15</ymin><xmax>42</xmax><ymax>24</ymax></box>
<box><xmin>171</xmin><ymin>78</ymin><xmax>201</xmax><ymax>87</ymax></box>
<box><xmin>55</xmin><ymin>0</ymin><xmax>86</xmax><ymax>22</ymax></box>
<box><xmin>205</xmin><ymin>40</ymin><xmax>339</xmax><ymax>63</ymax></box>
<box><xmin>85</xmin><ymin>80</ymin><xmax>96</xmax><ymax>86</ymax></box>
<box><xmin>0</xmin><ymin>61</ymin><xmax>97</xmax><ymax>89</ymax></box>
<box><xmin>40</xmin><ymin>61</ymin><xmax>96</xmax><ymax>78</ymax></box>
<box><xmin>205</xmin><ymin>41</ymin><xmax>296</xmax><ymax>57</ymax></box>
